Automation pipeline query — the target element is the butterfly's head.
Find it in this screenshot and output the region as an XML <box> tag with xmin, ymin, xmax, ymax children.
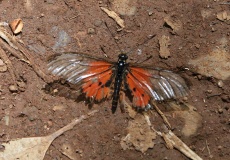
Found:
<box><xmin>118</xmin><ymin>53</ymin><xmax>128</xmax><ymax>61</ymax></box>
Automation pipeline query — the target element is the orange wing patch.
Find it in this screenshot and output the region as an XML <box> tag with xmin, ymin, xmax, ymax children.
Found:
<box><xmin>126</xmin><ymin>67</ymin><xmax>152</xmax><ymax>109</ymax></box>
<box><xmin>82</xmin><ymin>61</ymin><xmax>113</xmax><ymax>101</ymax></box>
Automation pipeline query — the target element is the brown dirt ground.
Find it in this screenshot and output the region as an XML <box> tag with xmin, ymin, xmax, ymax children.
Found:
<box><xmin>0</xmin><ymin>0</ymin><xmax>229</xmax><ymax>160</ymax></box>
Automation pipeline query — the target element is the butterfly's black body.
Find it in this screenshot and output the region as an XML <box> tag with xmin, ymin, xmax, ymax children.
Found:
<box><xmin>111</xmin><ymin>54</ymin><xmax>128</xmax><ymax>113</ymax></box>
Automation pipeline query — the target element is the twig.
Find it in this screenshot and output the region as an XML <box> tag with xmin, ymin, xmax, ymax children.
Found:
<box><xmin>49</xmin><ymin>110</ymin><xmax>99</xmax><ymax>140</ymax></box>
<box><xmin>205</xmin><ymin>140</ymin><xmax>212</xmax><ymax>158</ymax></box>
<box><xmin>163</xmin><ymin>130</ymin><xmax>203</xmax><ymax>160</ymax></box>
<box><xmin>100</xmin><ymin>7</ymin><xmax>125</xmax><ymax>29</ymax></box>
<box><xmin>14</xmin><ymin>41</ymin><xmax>52</xmax><ymax>83</ymax></box>
<box><xmin>151</xmin><ymin>100</ymin><xmax>171</xmax><ymax>129</ymax></box>
<box><xmin>0</xmin><ymin>39</ymin><xmax>28</xmax><ymax>63</ymax></box>
<box><xmin>0</xmin><ymin>26</ymin><xmax>52</xmax><ymax>83</ymax></box>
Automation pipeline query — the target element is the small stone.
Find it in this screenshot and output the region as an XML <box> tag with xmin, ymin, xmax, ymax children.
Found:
<box><xmin>218</xmin><ymin>108</ymin><xmax>223</xmax><ymax>114</ymax></box>
<box><xmin>53</xmin><ymin>88</ymin><xmax>58</xmax><ymax>93</ymax></box>
<box><xmin>211</xmin><ymin>27</ymin><xmax>216</xmax><ymax>32</ymax></box>
<box><xmin>193</xmin><ymin>107</ymin><xmax>198</xmax><ymax>111</ymax></box>
<box><xmin>148</xmin><ymin>11</ymin><xmax>153</xmax><ymax>16</ymax></box>
<box><xmin>217</xmin><ymin>80</ymin><xmax>224</xmax><ymax>88</ymax></box>
<box><xmin>217</xmin><ymin>145</ymin><xmax>222</xmax><ymax>150</ymax></box>
<box><xmin>76</xmin><ymin>149</ymin><xmax>83</xmax><ymax>154</ymax></box>
<box><xmin>183</xmin><ymin>96</ymin><xmax>188</xmax><ymax>101</ymax></box>
<box><xmin>87</xmin><ymin>28</ymin><xmax>96</xmax><ymax>34</ymax></box>
<box><xmin>114</xmin><ymin>36</ymin><xmax>119</xmax><ymax>40</ymax></box>
<box><xmin>17</xmin><ymin>81</ymin><xmax>26</xmax><ymax>92</ymax></box>
<box><xmin>9</xmin><ymin>85</ymin><xmax>18</xmax><ymax>92</ymax></box>
<box><xmin>207</xmin><ymin>90</ymin><xmax>212</xmax><ymax>93</ymax></box>
<box><xmin>195</xmin><ymin>44</ymin><xmax>200</xmax><ymax>49</ymax></box>
<box><xmin>53</xmin><ymin>105</ymin><xmax>66</xmax><ymax>111</ymax></box>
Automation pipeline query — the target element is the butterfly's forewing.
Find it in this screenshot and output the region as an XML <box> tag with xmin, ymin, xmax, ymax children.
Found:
<box><xmin>126</xmin><ymin>65</ymin><xmax>188</xmax><ymax>110</ymax></box>
<box><xmin>48</xmin><ymin>53</ymin><xmax>115</xmax><ymax>102</ymax></box>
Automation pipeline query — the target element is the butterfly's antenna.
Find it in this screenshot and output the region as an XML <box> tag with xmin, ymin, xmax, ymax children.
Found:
<box><xmin>104</xmin><ymin>22</ymin><xmax>123</xmax><ymax>53</ymax></box>
<box><xmin>126</xmin><ymin>34</ymin><xmax>156</xmax><ymax>55</ymax></box>
<box><xmin>136</xmin><ymin>55</ymin><xmax>153</xmax><ymax>64</ymax></box>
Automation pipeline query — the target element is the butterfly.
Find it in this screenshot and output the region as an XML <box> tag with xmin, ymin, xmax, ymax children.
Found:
<box><xmin>47</xmin><ymin>52</ymin><xmax>188</xmax><ymax>113</ymax></box>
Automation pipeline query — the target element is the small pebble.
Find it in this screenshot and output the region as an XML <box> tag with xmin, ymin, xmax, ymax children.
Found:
<box><xmin>114</xmin><ymin>36</ymin><xmax>119</xmax><ymax>40</ymax></box>
<box><xmin>218</xmin><ymin>108</ymin><xmax>223</xmax><ymax>114</ymax></box>
<box><xmin>217</xmin><ymin>80</ymin><xmax>224</xmax><ymax>88</ymax></box>
<box><xmin>9</xmin><ymin>85</ymin><xmax>18</xmax><ymax>92</ymax></box>
<box><xmin>87</xmin><ymin>28</ymin><xmax>96</xmax><ymax>34</ymax></box>
<box><xmin>53</xmin><ymin>88</ymin><xmax>58</xmax><ymax>93</ymax></box>
<box><xmin>17</xmin><ymin>81</ymin><xmax>26</xmax><ymax>92</ymax></box>
<box><xmin>183</xmin><ymin>96</ymin><xmax>188</xmax><ymax>101</ymax></box>
<box><xmin>193</xmin><ymin>107</ymin><xmax>198</xmax><ymax>111</ymax></box>
<box><xmin>148</xmin><ymin>11</ymin><xmax>153</xmax><ymax>16</ymax></box>
<box><xmin>195</xmin><ymin>44</ymin><xmax>200</xmax><ymax>49</ymax></box>
<box><xmin>76</xmin><ymin>149</ymin><xmax>83</xmax><ymax>154</ymax></box>
<box><xmin>53</xmin><ymin>105</ymin><xmax>66</xmax><ymax>111</ymax></box>
<box><xmin>217</xmin><ymin>145</ymin><xmax>222</xmax><ymax>150</ymax></box>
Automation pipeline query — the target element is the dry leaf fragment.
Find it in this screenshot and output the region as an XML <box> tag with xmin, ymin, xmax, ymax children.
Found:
<box><xmin>0</xmin><ymin>110</ymin><xmax>98</xmax><ymax>160</ymax></box>
<box><xmin>100</xmin><ymin>7</ymin><xmax>125</xmax><ymax>29</ymax></box>
<box><xmin>9</xmin><ymin>19</ymin><xmax>23</xmax><ymax>34</ymax></box>
<box><xmin>159</xmin><ymin>35</ymin><xmax>171</xmax><ymax>59</ymax></box>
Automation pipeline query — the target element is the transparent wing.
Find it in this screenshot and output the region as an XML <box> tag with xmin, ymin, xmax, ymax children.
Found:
<box><xmin>125</xmin><ymin>66</ymin><xmax>188</xmax><ymax>109</ymax></box>
<box><xmin>47</xmin><ymin>53</ymin><xmax>115</xmax><ymax>101</ymax></box>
